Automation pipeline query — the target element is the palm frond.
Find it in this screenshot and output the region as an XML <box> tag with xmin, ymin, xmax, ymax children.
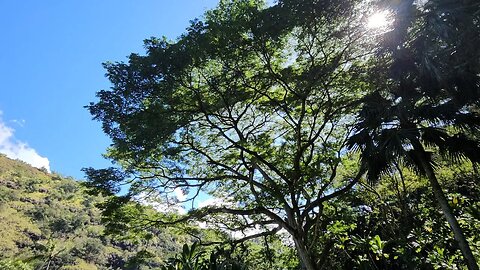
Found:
<box><xmin>438</xmin><ymin>134</ymin><xmax>480</xmax><ymax>164</ymax></box>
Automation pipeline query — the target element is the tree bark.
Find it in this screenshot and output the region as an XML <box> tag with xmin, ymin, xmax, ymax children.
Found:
<box><xmin>413</xmin><ymin>144</ymin><xmax>479</xmax><ymax>270</ymax></box>
<box><xmin>294</xmin><ymin>238</ymin><xmax>319</xmax><ymax>270</ymax></box>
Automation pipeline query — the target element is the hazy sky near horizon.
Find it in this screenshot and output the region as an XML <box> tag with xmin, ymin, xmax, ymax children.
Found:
<box><xmin>0</xmin><ymin>1</ymin><xmax>219</xmax><ymax>179</ymax></box>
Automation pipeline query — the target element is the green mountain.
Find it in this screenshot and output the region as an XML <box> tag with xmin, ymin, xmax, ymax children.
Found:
<box><xmin>0</xmin><ymin>154</ymin><xmax>185</xmax><ymax>270</ymax></box>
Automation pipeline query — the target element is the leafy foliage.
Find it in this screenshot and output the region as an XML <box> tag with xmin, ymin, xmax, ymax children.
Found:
<box><xmin>160</xmin><ymin>242</ymin><xmax>246</xmax><ymax>270</ymax></box>
<box><xmin>347</xmin><ymin>1</ymin><xmax>480</xmax><ymax>268</ymax></box>
<box><xmin>348</xmin><ymin>0</ymin><xmax>480</xmax><ymax>182</ymax></box>
<box><xmin>85</xmin><ymin>0</ymin><xmax>376</xmax><ymax>269</ymax></box>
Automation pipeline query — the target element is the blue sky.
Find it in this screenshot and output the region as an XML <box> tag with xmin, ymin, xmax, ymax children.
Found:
<box><xmin>0</xmin><ymin>1</ymin><xmax>219</xmax><ymax>179</ymax></box>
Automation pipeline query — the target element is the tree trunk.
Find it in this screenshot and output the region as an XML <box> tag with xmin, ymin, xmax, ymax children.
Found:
<box><xmin>413</xmin><ymin>145</ymin><xmax>479</xmax><ymax>270</ymax></box>
<box><xmin>294</xmin><ymin>238</ymin><xmax>318</xmax><ymax>270</ymax></box>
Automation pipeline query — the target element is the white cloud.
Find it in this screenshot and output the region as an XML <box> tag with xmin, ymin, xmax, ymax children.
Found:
<box><xmin>0</xmin><ymin>113</ymin><xmax>50</xmax><ymax>172</ymax></box>
<box><xmin>198</xmin><ymin>196</ymin><xmax>234</xmax><ymax>208</ymax></box>
<box><xmin>195</xmin><ymin>196</ymin><xmax>279</xmax><ymax>240</ymax></box>
<box><xmin>174</xmin><ymin>187</ymin><xmax>187</xmax><ymax>202</ymax></box>
<box><xmin>135</xmin><ymin>192</ymin><xmax>186</xmax><ymax>215</ymax></box>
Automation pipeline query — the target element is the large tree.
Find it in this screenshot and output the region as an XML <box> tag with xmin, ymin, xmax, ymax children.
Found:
<box><xmin>348</xmin><ymin>0</ymin><xmax>480</xmax><ymax>269</ymax></box>
<box><xmin>85</xmin><ymin>0</ymin><xmax>377</xmax><ymax>269</ymax></box>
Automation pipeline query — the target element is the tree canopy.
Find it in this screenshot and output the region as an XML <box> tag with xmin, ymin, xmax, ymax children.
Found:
<box><xmin>85</xmin><ymin>0</ymin><xmax>480</xmax><ymax>269</ymax></box>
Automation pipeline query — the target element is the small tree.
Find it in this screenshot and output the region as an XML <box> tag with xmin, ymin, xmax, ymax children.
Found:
<box><xmin>85</xmin><ymin>1</ymin><xmax>376</xmax><ymax>269</ymax></box>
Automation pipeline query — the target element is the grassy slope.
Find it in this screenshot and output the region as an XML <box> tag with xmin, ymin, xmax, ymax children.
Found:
<box><xmin>0</xmin><ymin>154</ymin><xmax>184</xmax><ymax>270</ymax></box>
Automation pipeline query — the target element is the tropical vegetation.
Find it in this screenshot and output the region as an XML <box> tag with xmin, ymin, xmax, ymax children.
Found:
<box><xmin>2</xmin><ymin>0</ymin><xmax>479</xmax><ymax>269</ymax></box>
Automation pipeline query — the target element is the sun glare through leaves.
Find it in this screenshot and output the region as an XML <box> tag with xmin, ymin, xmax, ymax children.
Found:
<box><xmin>367</xmin><ymin>10</ymin><xmax>392</xmax><ymax>29</ymax></box>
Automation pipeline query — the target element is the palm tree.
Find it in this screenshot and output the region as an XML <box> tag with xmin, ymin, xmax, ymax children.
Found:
<box><xmin>348</xmin><ymin>0</ymin><xmax>480</xmax><ymax>269</ymax></box>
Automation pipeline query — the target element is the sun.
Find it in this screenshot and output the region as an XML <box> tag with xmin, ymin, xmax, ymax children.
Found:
<box><xmin>367</xmin><ymin>10</ymin><xmax>392</xmax><ymax>29</ymax></box>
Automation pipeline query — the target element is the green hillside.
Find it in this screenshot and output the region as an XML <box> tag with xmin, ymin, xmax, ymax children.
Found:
<box><xmin>0</xmin><ymin>154</ymin><xmax>185</xmax><ymax>270</ymax></box>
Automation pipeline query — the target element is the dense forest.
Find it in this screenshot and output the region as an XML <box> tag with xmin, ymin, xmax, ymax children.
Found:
<box><xmin>2</xmin><ymin>0</ymin><xmax>480</xmax><ymax>269</ymax></box>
